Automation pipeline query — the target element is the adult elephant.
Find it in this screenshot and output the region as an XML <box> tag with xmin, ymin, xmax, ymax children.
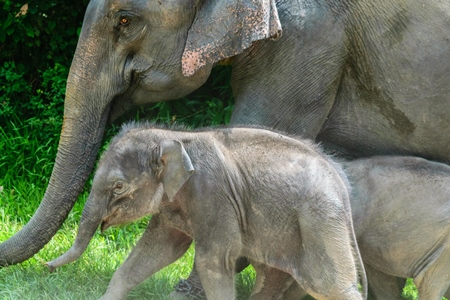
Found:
<box><xmin>1</xmin><ymin>0</ymin><xmax>449</xmax><ymax>267</ymax></box>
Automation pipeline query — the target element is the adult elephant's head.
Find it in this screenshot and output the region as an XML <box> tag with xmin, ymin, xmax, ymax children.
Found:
<box><xmin>0</xmin><ymin>0</ymin><xmax>281</xmax><ymax>266</ymax></box>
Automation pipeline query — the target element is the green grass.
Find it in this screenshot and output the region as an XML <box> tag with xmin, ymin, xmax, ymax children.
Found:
<box><xmin>0</xmin><ymin>222</ymin><xmax>188</xmax><ymax>299</ymax></box>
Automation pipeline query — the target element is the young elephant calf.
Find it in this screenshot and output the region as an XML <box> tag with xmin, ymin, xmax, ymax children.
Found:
<box><xmin>46</xmin><ymin>123</ymin><xmax>366</xmax><ymax>300</ymax></box>
<box><xmin>254</xmin><ymin>156</ymin><xmax>450</xmax><ymax>300</ymax></box>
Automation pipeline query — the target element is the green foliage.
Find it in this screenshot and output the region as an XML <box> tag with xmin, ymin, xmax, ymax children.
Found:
<box><xmin>1</xmin><ymin>0</ymin><xmax>89</xmax><ymax>72</ymax></box>
<box><xmin>0</xmin><ymin>61</ymin><xmax>69</xmax><ymax>215</ymax></box>
<box><xmin>402</xmin><ymin>278</ymin><xmax>419</xmax><ymax>300</ymax></box>
<box><xmin>0</xmin><ymin>61</ymin><xmax>68</xmax><ymax>138</ymax></box>
<box><xmin>0</xmin><ymin>117</ymin><xmax>58</xmax><ymax>223</ymax></box>
<box><xmin>0</xmin><ymin>62</ymin><xmax>30</xmax><ymax>116</ymax></box>
<box><xmin>0</xmin><ymin>1</ymin><xmax>84</xmax><ymax>177</ymax></box>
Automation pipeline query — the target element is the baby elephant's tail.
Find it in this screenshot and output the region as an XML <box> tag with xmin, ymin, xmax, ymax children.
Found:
<box><xmin>349</xmin><ymin>212</ymin><xmax>367</xmax><ymax>299</ymax></box>
<box><xmin>333</xmin><ymin>160</ymin><xmax>367</xmax><ymax>299</ymax></box>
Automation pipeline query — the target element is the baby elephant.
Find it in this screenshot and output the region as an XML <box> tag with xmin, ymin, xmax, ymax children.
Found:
<box><xmin>254</xmin><ymin>156</ymin><xmax>450</xmax><ymax>300</ymax></box>
<box><xmin>46</xmin><ymin>123</ymin><xmax>366</xmax><ymax>300</ymax></box>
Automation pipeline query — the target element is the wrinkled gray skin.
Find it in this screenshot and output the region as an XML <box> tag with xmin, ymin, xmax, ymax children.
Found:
<box><xmin>255</xmin><ymin>156</ymin><xmax>450</xmax><ymax>300</ymax></box>
<box><xmin>1</xmin><ymin>0</ymin><xmax>450</xmax><ymax>267</ymax></box>
<box><xmin>46</xmin><ymin>124</ymin><xmax>367</xmax><ymax>300</ymax></box>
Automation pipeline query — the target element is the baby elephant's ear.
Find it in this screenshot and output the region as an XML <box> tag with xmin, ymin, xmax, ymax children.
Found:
<box><xmin>158</xmin><ymin>140</ymin><xmax>195</xmax><ymax>201</ymax></box>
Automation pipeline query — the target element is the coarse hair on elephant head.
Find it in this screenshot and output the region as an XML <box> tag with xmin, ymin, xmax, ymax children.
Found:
<box><xmin>0</xmin><ymin>0</ymin><xmax>281</xmax><ymax>266</ymax></box>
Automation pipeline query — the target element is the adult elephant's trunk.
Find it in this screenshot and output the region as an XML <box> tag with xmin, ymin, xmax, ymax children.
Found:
<box><xmin>45</xmin><ymin>197</ymin><xmax>104</xmax><ymax>271</ymax></box>
<box><xmin>0</xmin><ymin>27</ymin><xmax>115</xmax><ymax>265</ymax></box>
<box><xmin>0</xmin><ymin>98</ymin><xmax>109</xmax><ymax>266</ymax></box>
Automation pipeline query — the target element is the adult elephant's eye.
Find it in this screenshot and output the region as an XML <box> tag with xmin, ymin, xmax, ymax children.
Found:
<box><xmin>119</xmin><ymin>17</ymin><xmax>130</xmax><ymax>26</ymax></box>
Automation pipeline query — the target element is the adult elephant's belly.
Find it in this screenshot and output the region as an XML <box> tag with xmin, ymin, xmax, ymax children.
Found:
<box><xmin>317</xmin><ymin>76</ymin><xmax>450</xmax><ymax>162</ymax></box>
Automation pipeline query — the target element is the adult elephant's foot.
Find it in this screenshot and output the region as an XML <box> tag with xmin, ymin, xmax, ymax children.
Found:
<box><xmin>170</xmin><ymin>257</ymin><xmax>250</xmax><ymax>299</ymax></box>
<box><xmin>170</xmin><ymin>279</ymin><xmax>206</xmax><ymax>300</ymax></box>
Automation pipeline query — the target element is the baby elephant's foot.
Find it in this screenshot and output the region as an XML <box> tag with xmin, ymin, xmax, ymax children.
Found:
<box><xmin>169</xmin><ymin>279</ymin><xmax>206</xmax><ymax>300</ymax></box>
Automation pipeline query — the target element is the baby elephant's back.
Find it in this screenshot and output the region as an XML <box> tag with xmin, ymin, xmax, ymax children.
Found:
<box><xmin>343</xmin><ymin>156</ymin><xmax>450</xmax><ymax>275</ymax></box>
<box><xmin>344</xmin><ymin>156</ymin><xmax>450</xmax><ymax>219</ymax></box>
<box><xmin>216</xmin><ymin>128</ymin><xmax>349</xmax><ymax>206</ymax></box>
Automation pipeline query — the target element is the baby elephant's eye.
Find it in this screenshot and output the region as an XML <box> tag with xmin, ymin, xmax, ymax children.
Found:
<box><xmin>113</xmin><ymin>181</ymin><xmax>125</xmax><ymax>194</ymax></box>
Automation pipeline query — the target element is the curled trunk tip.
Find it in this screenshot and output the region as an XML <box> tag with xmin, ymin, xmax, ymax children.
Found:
<box><xmin>45</xmin><ymin>242</ymin><xmax>88</xmax><ymax>272</ymax></box>
<box><xmin>45</xmin><ymin>205</ymin><xmax>103</xmax><ymax>272</ymax></box>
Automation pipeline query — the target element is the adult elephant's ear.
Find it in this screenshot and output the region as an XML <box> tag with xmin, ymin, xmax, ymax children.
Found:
<box><xmin>182</xmin><ymin>0</ymin><xmax>282</xmax><ymax>76</ymax></box>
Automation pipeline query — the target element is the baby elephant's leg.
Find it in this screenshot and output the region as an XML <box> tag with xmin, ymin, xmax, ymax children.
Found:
<box><xmin>414</xmin><ymin>246</ymin><xmax>450</xmax><ymax>300</ymax></box>
<box><xmin>364</xmin><ymin>263</ymin><xmax>405</xmax><ymax>300</ymax></box>
<box><xmin>100</xmin><ymin>215</ymin><xmax>192</xmax><ymax>300</ymax></box>
<box><xmin>295</xmin><ymin>212</ymin><xmax>363</xmax><ymax>299</ymax></box>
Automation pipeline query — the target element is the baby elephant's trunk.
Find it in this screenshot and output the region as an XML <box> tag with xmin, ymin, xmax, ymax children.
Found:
<box><xmin>45</xmin><ymin>204</ymin><xmax>102</xmax><ymax>271</ymax></box>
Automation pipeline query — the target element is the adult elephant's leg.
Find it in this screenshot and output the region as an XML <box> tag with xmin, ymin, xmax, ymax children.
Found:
<box><xmin>170</xmin><ymin>264</ymin><xmax>206</xmax><ymax>299</ymax></box>
<box><xmin>250</xmin><ymin>262</ymin><xmax>305</xmax><ymax>300</ymax></box>
<box><xmin>170</xmin><ymin>257</ymin><xmax>250</xmax><ymax>299</ymax></box>
<box><xmin>364</xmin><ymin>263</ymin><xmax>405</xmax><ymax>300</ymax></box>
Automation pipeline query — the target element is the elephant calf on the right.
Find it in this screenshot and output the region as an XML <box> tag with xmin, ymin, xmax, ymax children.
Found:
<box><xmin>253</xmin><ymin>156</ymin><xmax>450</xmax><ymax>300</ymax></box>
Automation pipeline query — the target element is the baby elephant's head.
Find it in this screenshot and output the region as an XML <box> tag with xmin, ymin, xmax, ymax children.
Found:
<box><xmin>97</xmin><ymin>138</ymin><xmax>195</xmax><ymax>231</ymax></box>
<box><xmin>46</xmin><ymin>136</ymin><xmax>194</xmax><ymax>271</ymax></box>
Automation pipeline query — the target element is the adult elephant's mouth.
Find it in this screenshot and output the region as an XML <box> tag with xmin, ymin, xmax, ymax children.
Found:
<box><xmin>108</xmin><ymin>78</ymin><xmax>143</xmax><ymax>122</ymax></box>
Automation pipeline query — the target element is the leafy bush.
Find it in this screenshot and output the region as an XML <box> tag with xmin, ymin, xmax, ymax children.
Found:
<box><xmin>1</xmin><ymin>1</ymin><xmax>88</xmax><ymax>71</ymax></box>
<box><xmin>1</xmin><ymin>0</ymin><xmax>88</xmax><ymax>150</ymax></box>
<box><xmin>0</xmin><ymin>61</ymin><xmax>68</xmax><ymax>138</ymax></box>
<box><xmin>0</xmin><ymin>60</ymin><xmax>68</xmax><ymax>197</ymax></box>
